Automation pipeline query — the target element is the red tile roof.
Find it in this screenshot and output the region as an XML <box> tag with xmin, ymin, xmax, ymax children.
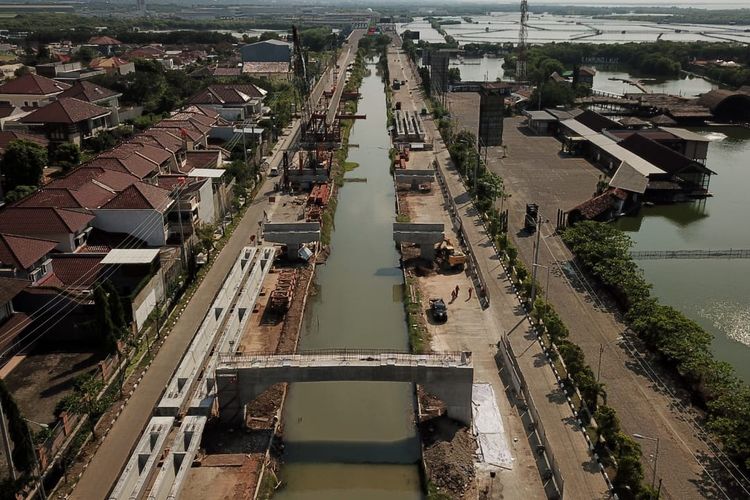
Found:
<box><xmin>53</xmin><ymin>166</ymin><xmax>139</xmax><ymax>192</ymax></box>
<box><xmin>86</xmin><ymin>154</ymin><xmax>156</xmax><ymax>179</ymax></box>
<box><xmin>88</xmin><ymin>35</ymin><xmax>122</xmax><ymax>46</ymax></box>
<box><xmin>188</xmin><ymin>84</ymin><xmax>266</xmax><ymax>105</ymax></box>
<box><xmin>57</xmin><ymin>81</ymin><xmax>119</xmax><ymax>103</ymax></box>
<box><xmin>90</xmin><ymin>56</ymin><xmax>131</xmax><ymax>69</ymax></box>
<box><xmin>184</xmin><ymin>150</ymin><xmax>219</xmax><ymax>171</ymax></box>
<box><xmin>0</xmin><ymin>207</ymin><xmax>94</xmax><ymax>235</ymax></box>
<box><xmin>107</xmin><ymin>143</ymin><xmax>172</xmax><ymax>166</ymax></box>
<box><xmin>0</xmin><ymin>233</ymin><xmax>57</xmax><ymax>270</ymax></box>
<box><xmin>101</xmin><ymin>182</ymin><xmax>171</xmax><ymax>211</ymax></box>
<box><xmin>15</xmin><ymin>183</ymin><xmax>116</xmax><ymax>209</ymax></box>
<box><xmin>38</xmin><ymin>254</ymin><xmax>103</xmax><ymax>289</ymax></box>
<box><xmin>20</xmin><ymin>97</ymin><xmax>110</xmax><ymax>124</ymax></box>
<box><xmin>0</xmin><ymin>312</ymin><xmax>31</xmax><ymax>353</ymax></box>
<box><xmin>0</xmin><ymin>73</ymin><xmax>70</xmax><ymax>96</ymax></box>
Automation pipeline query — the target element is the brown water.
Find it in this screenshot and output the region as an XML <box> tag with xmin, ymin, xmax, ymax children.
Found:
<box><xmin>275</xmin><ymin>63</ymin><xmax>422</xmax><ymax>499</ymax></box>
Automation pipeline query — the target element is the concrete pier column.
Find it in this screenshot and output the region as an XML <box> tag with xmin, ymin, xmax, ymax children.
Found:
<box><xmin>215</xmin><ymin>372</ymin><xmax>243</xmax><ymax>426</ymax></box>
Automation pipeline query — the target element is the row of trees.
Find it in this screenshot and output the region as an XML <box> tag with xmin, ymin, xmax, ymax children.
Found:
<box><xmin>563</xmin><ymin>221</ymin><xmax>750</xmax><ymax>471</ymax></box>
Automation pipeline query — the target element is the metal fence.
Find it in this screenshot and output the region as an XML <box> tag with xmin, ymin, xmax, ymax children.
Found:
<box><xmin>433</xmin><ymin>159</ymin><xmax>491</xmax><ymax>308</ymax></box>
<box><xmin>500</xmin><ymin>336</ymin><xmax>565</xmax><ymax>499</ymax></box>
<box><xmin>218</xmin><ymin>349</ymin><xmax>469</xmax><ymax>366</ymax></box>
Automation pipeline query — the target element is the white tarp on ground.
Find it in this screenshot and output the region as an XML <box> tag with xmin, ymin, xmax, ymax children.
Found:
<box><xmin>472</xmin><ymin>383</ymin><xmax>514</xmax><ymax>469</ymax></box>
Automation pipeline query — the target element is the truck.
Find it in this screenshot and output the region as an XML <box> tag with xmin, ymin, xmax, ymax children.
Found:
<box><xmin>436</xmin><ymin>238</ymin><xmax>467</xmax><ymax>270</ymax></box>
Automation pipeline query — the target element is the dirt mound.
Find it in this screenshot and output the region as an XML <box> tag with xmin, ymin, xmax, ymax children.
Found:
<box><xmin>420</xmin><ymin>415</ymin><xmax>477</xmax><ymax>499</ymax></box>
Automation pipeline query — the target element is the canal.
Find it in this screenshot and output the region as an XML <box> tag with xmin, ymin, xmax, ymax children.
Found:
<box><xmin>275</xmin><ymin>61</ymin><xmax>423</xmax><ymax>498</ymax></box>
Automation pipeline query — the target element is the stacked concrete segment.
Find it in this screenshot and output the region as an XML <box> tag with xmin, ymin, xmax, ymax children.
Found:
<box><xmin>155</xmin><ymin>247</ymin><xmax>258</xmax><ymax>416</ymax></box>
<box><xmin>107</xmin><ymin>417</ymin><xmax>174</xmax><ymax>500</ymax></box>
<box><xmin>188</xmin><ymin>246</ymin><xmax>275</xmax><ymax>415</ymax></box>
<box><xmin>146</xmin><ymin>416</ymin><xmax>207</xmax><ymax>500</ymax></box>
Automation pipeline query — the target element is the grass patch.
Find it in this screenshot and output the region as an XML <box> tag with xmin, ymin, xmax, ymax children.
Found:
<box><xmin>396</xmin><ymin>213</ymin><xmax>410</xmax><ymax>223</ymax></box>
<box><xmin>427</xmin><ymin>481</ymin><xmax>452</xmax><ymax>500</ymax></box>
<box><xmin>256</xmin><ymin>468</ymin><xmax>279</xmax><ymax>499</ymax></box>
<box><xmin>343</xmin><ymin>161</ymin><xmax>359</xmax><ymax>172</ymax></box>
<box><xmin>404</xmin><ymin>276</ymin><xmax>429</xmax><ymax>353</ymax></box>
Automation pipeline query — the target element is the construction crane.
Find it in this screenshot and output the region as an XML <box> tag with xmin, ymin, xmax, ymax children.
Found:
<box><xmin>517</xmin><ymin>0</ymin><xmax>529</xmax><ymax>82</ymax></box>
<box><xmin>292</xmin><ymin>25</ymin><xmax>312</xmax><ymax>137</ymax></box>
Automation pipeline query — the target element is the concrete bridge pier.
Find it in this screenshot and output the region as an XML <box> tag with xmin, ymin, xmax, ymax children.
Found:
<box><xmin>393</xmin><ymin>222</ymin><xmax>445</xmax><ymax>262</ymax></box>
<box><xmin>262</xmin><ymin>222</ymin><xmax>321</xmax><ymax>260</ymax></box>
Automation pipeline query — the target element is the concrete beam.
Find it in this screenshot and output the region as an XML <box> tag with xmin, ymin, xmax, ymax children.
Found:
<box><xmin>216</xmin><ymin>351</ymin><xmax>474</xmax><ymax>425</ymax></box>
<box><xmin>263</xmin><ymin>222</ymin><xmax>321</xmax><ymax>245</ymax></box>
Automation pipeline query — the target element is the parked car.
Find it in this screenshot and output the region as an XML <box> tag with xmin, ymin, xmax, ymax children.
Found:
<box><xmin>430</xmin><ymin>298</ymin><xmax>447</xmax><ymax>322</ymax></box>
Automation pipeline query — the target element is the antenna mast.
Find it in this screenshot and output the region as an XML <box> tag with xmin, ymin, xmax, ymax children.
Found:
<box><xmin>517</xmin><ymin>0</ymin><xmax>528</xmax><ymax>81</ymax></box>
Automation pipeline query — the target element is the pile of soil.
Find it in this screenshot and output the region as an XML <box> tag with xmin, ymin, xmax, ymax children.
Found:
<box><xmin>420</xmin><ymin>415</ymin><xmax>477</xmax><ymax>499</ymax></box>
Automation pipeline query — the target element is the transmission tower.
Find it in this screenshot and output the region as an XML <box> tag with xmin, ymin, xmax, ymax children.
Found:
<box><xmin>517</xmin><ymin>0</ymin><xmax>528</xmax><ymax>82</ymax></box>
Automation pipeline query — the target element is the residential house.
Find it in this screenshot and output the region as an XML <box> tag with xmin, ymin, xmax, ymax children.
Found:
<box><xmin>187</xmin><ymin>84</ymin><xmax>267</xmax><ymax>121</ymax></box>
<box><xmin>0</xmin><ymin>73</ymin><xmax>70</xmax><ymax>108</ymax></box>
<box><xmin>19</xmin><ymin>97</ymin><xmax>112</xmax><ymax>147</ymax></box>
<box><xmin>57</xmin><ymin>80</ymin><xmax>122</xmax><ymax>125</ymax></box>
<box><xmin>0</xmin><ymin>105</ymin><xmax>33</xmax><ymax>131</ymax></box>
<box><xmin>35</xmin><ymin>61</ymin><xmax>105</xmax><ymax>83</ymax></box>
<box><xmin>577</xmin><ymin>66</ymin><xmax>596</xmax><ymax>87</ymax></box>
<box><xmin>240</xmin><ymin>40</ymin><xmax>292</xmax><ymax>63</ymax></box>
<box><xmin>0</xmin><ymin>207</ymin><xmax>95</xmax><ymax>252</ymax></box>
<box><xmin>0</xmin><ymin>233</ymin><xmax>56</xmax><ymax>283</ymax></box>
<box><xmin>91</xmin><ymin>182</ymin><xmax>174</xmax><ymax>246</ymax></box>
<box><xmin>90</xmin><ymin>57</ymin><xmax>135</xmax><ymax>76</ymax></box>
<box><xmin>87</xmin><ymin>35</ymin><xmax>123</xmax><ymax>56</ymax></box>
<box><xmin>158</xmin><ymin>175</ymin><xmax>216</xmax><ymax>243</ymax></box>
<box><xmin>0</xmin><ymin>277</ymin><xmax>32</xmax><ymax>359</ymax></box>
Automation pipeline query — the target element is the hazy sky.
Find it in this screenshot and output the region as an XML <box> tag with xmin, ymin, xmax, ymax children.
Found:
<box><xmin>481</xmin><ymin>0</ymin><xmax>748</xmax><ymax>6</ymax></box>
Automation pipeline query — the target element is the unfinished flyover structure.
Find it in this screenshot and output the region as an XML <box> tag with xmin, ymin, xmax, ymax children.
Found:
<box><xmin>215</xmin><ymin>350</ymin><xmax>474</xmax><ymax>425</ymax></box>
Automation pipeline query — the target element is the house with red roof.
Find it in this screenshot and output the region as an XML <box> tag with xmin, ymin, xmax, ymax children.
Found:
<box><xmin>188</xmin><ymin>83</ymin><xmax>267</xmax><ymax>121</ymax></box>
<box><xmin>0</xmin><ymin>207</ymin><xmax>94</xmax><ymax>252</ymax></box>
<box><xmin>19</xmin><ymin>97</ymin><xmax>112</xmax><ymax>147</ymax></box>
<box><xmin>0</xmin><ymin>233</ymin><xmax>57</xmax><ymax>283</ymax></box>
<box><xmin>87</xmin><ymin>35</ymin><xmax>122</xmax><ymax>56</ymax></box>
<box><xmin>58</xmin><ymin>81</ymin><xmax>122</xmax><ymax>125</ymax></box>
<box><xmin>91</xmin><ymin>182</ymin><xmax>174</xmax><ymax>246</ymax></box>
<box><xmin>0</xmin><ymin>277</ymin><xmax>32</xmax><ymax>358</ymax></box>
<box><xmin>90</xmin><ymin>56</ymin><xmax>135</xmax><ymax>76</ymax></box>
<box><xmin>0</xmin><ymin>73</ymin><xmax>71</xmax><ymax>108</ymax></box>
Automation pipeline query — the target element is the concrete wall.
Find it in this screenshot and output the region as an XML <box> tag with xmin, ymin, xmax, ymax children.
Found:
<box><xmin>131</xmin><ymin>268</ymin><xmax>166</xmax><ymax>331</ymax></box>
<box><xmin>92</xmin><ymin>209</ymin><xmax>169</xmax><ymax>246</ymax></box>
<box><xmin>196</xmin><ymin>179</ymin><xmax>216</xmax><ymax>224</ymax></box>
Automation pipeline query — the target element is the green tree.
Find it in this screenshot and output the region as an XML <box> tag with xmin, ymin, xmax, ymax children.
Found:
<box><xmin>104</xmin><ymin>281</ymin><xmax>127</xmax><ymax>333</ymax></box>
<box><xmin>0</xmin><ymin>380</ymin><xmax>34</xmax><ymax>473</ymax></box>
<box><xmin>594</xmin><ymin>405</ymin><xmax>620</xmax><ymax>445</ymax></box>
<box><xmin>93</xmin><ymin>286</ymin><xmax>118</xmax><ymax>354</ymax></box>
<box><xmin>447</xmin><ymin>67</ymin><xmax>461</xmax><ymax>84</ymax></box>
<box><xmin>73</xmin><ymin>45</ymin><xmax>97</xmax><ymax>64</ymax></box>
<box><xmin>51</xmin><ymin>142</ymin><xmax>81</xmax><ymax>172</ymax></box>
<box><xmin>59</xmin><ymin>374</ymin><xmax>110</xmax><ymax>438</ymax></box>
<box><xmin>195</xmin><ymin>223</ymin><xmax>216</xmax><ymax>261</ymax></box>
<box><xmin>4</xmin><ymin>185</ymin><xmax>37</xmax><ymax>203</ymax></box>
<box><xmin>259</xmin><ymin>31</ymin><xmax>280</xmax><ymax>41</ymax></box>
<box><xmin>1</xmin><ymin>140</ymin><xmax>47</xmax><ymax>191</ymax></box>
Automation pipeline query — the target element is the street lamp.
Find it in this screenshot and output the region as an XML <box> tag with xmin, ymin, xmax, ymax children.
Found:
<box><xmin>23</xmin><ymin>419</ymin><xmax>48</xmax><ymax>500</ymax></box>
<box><xmin>532</xmin><ymin>263</ymin><xmax>550</xmax><ymax>306</ymax></box>
<box><xmin>633</xmin><ymin>433</ymin><xmax>660</xmax><ymax>496</ymax></box>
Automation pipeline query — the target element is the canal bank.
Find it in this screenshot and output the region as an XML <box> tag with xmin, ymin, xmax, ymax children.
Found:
<box><xmin>274</xmin><ymin>59</ymin><xmax>422</xmax><ymax>499</ymax></box>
